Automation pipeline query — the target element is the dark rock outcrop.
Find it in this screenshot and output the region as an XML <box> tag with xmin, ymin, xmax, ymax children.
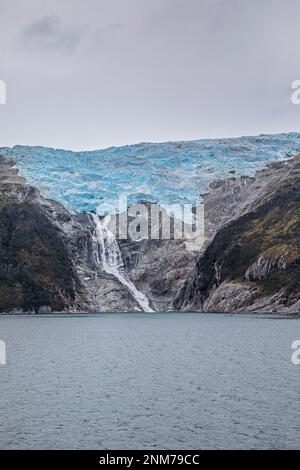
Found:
<box><xmin>174</xmin><ymin>155</ymin><xmax>300</xmax><ymax>313</ymax></box>
<box><xmin>0</xmin><ymin>187</ymin><xmax>81</xmax><ymax>313</ymax></box>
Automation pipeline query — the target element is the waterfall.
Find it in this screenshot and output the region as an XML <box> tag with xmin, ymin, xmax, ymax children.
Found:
<box><xmin>90</xmin><ymin>213</ymin><xmax>154</xmax><ymax>313</ymax></box>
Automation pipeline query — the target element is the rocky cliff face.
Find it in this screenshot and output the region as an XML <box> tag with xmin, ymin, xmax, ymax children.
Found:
<box><xmin>0</xmin><ymin>157</ymin><xmax>197</xmax><ymax>313</ymax></box>
<box><xmin>0</xmin><ymin>183</ymin><xmax>146</xmax><ymax>313</ymax></box>
<box><xmin>1</xmin><ymin>152</ymin><xmax>300</xmax><ymax>314</ymax></box>
<box><xmin>0</xmin><ymin>165</ymin><xmax>81</xmax><ymax>312</ymax></box>
<box><xmin>174</xmin><ymin>155</ymin><xmax>300</xmax><ymax>313</ymax></box>
<box><xmin>118</xmin><ymin>207</ymin><xmax>198</xmax><ymax>311</ymax></box>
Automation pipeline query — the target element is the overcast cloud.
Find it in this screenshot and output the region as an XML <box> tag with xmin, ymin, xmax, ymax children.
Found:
<box><xmin>0</xmin><ymin>0</ymin><xmax>300</xmax><ymax>150</ymax></box>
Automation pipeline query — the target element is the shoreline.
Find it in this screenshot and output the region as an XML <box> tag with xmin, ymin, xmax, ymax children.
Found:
<box><xmin>0</xmin><ymin>311</ymin><xmax>299</xmax><ymax>318</ymax></box>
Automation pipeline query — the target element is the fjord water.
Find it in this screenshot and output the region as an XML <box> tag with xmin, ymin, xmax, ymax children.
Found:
<box><xmin>0</xmin><ymin>313</ymin><xmax>299</xmax><ymax>450</ymax></box>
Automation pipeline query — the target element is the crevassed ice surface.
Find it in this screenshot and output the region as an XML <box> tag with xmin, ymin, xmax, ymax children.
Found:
<box><xmin>1</xmin><ymin>132</ymin><xmax>300</xmax><ymax>214</ymax></box>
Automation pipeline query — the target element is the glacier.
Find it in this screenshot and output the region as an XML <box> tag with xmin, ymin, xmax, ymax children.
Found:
<box><xmin>1</xmin><ymin>132</ymin><xmax>300</xmax><ymax>215</ymax></box>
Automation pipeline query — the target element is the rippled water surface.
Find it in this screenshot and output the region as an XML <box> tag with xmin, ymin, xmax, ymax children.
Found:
<box><xmin>0</xmin><ymin>313</ymin><xmax>300</xmax><ymax>449</ymax></box>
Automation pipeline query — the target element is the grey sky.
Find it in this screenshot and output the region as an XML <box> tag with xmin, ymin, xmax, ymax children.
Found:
<box><xmin>0</xmin><ymin>0</ymin><xmax>300</xmax><ymax>150</ymax></box>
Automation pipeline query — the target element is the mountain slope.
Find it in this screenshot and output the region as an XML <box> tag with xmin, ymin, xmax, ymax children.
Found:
<box><xmin>174</xmin><ymin>155</ymin><xmax>300</xmax><ymax>313</ymax></box>
<box><xmin>0</xmin><ymin>188</ymin><xmax>80</xmax><ymax>313</ymax></box>
<box><xmin>0</xmin><ymin>157</ymin><xmax>196</xmax><ymax>313</ymax></box>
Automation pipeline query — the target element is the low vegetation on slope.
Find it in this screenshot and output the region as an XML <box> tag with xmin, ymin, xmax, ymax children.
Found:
<box><xmin>174</xmin><ymin>159</ymin><xmax>300</xmax><ymax>313</ymax></box>
<box><xmin>0</xmin><ymin>190</ymin><xmax>79</xmax><ymax>313</ymax></box>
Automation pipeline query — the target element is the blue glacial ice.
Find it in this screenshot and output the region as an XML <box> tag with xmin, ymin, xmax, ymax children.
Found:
<box><xmin>1</xmin><ymin>132</ymin><xmax>300</xmax><ymax>215</ymax></box>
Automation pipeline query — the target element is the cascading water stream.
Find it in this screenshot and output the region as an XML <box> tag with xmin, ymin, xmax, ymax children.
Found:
<box><xmin>90</xmin><ymin>213</ymin><xmax>154</xmax><ymax>313</ymax></box>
